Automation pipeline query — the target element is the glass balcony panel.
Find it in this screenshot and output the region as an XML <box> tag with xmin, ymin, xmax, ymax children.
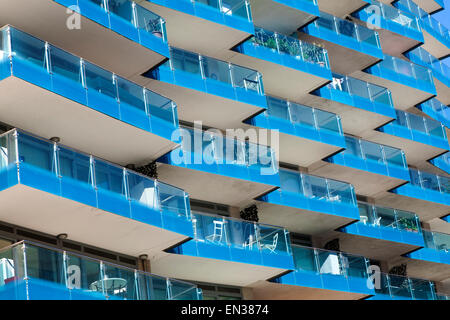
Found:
<box><xmin>358</xmin><ymin>203</ymin><xmax>376</xmax><ymax>225</ymax></box>
<box><xmin>18</xmin><ymin>134</ymin><xmax>55</xmax><ymax>173</ymax></box>
<box><xmin>419</xmin><ymin>171</ymin><xmax>441</xmax><ymax>192</ymax></box>
<box><xmin>343</xmin><ymin>136</ymin><xmax>363</xmax><ymax>158</ymax></box>
<box><xmin>395</xmin><ymin>58</ymin><xmax>414</xmax><ymax>78</ymax></box>
<box><xmin>266</xmin><ymin>96</ymin><xmax>290</xmax><ymax>120</ymax></box>
<box><xmin>410</xmin><ymin>279</ymin><xmax>435</xmax><ymax>300</ymax></box>
<box><xmin>431</xmin><ymin>232</ymin><xmax>450</xmax><ymax>252</ymax></box>
<box><xmin>193</xmin><ymin>213</ymin><xmax>229</xmax><ymax>246</ymax></box>
<box><xmin>116</xmin><ymin>76</ymin><xmax>146</xmax><ymax>112</ymax></box>
<box><xmin>409</xmin><ymin>169</ymin><xmax>422</xmax><ymax>187</ymax></box>
<box><xmin>395</xmin><ymin>110</ymin><xmax>409</xmax><ymax>127</ymax></box>
<box><xmin>424</xmin><ymin>118</ymin><xmax>445</xmax><ymax>138</ymax></box>
<box><xmin>316</xmin><ymin>13</ymin><xmax>337</xmax><ymax>32</ymax></box>
<box><xmin>156</xmin><ymin>182</ymin><xmax>188</xmax><ymax>218</ymax></box>
<box><xmin>376</xmin><ymin>273</ymin><xmax>391</xmax><ymax>295</ymax></box>
<box><xmin>301</xmin><ymin>41</ymin><xmax>327</xmax><ymax>66</ymax></box>
<box><xmin>134</xmin><ymin>4</ymin><xmax>164</xmax><ymax>35</ymax></box>
<box><xmin>94</xmin><ymin>160</ymin><xmax>126</xmax><ymax>195</ymax></box>
<box><xmin>228</xmin><ymin>218</ymin><xmax>257</xmax><ymax>250</ymax></box>
<box><xmin>327</xmin><ymin>179</ymin><xmax>354</xmax><ymax>204</ymax></box>
<box><xmin>58</xmin><ymin>146</ymin><xmax>92</xmax><ymax>184</ymax></box>
<box><xmin>388</xmin><ymin>274</ymin><xmax>412</xmax><ymax>298</ymax></box>
<box><xmin>23</xmin><ymin>244</ymin><xmax>64</xmax><ymax>287</ymax></box>
<box><xmin>336</xmin><ymin>19</ymin><xmax>357</xmax><ymax>39</ymax></box>
<box><xmin>49</xmin><ymin>45</ymin><xmax>83</xmax><ymax>84</ymax></box>
<box><xmin>396</xmin><ymin>210</ymin><xmax>419</xmax><ymax>232</ymax></box>
<box><xmin>373</xmin><ymin>206</ymin><xmax>396</xmax><ymax>229</ymax></box>
<box><xmin>0</xmin><ymin>133</ymin><xmax>17</xmax><ymax>170</ymax></box>
<box><xmin>292</xmin><ymin>246</ymin><xmax>318</xmax><ymax>272</ymax></box>
<box><xmin>344</xmin><ymin>254</ymin><xmax>368</xmax><ymax>279</ymax></box>
<box><xmin>407</xmin><ymin>112</ymin><xmax>426</xmax><ymax>133</ymax></box>
<box><xmin>170</xmin><ymin>48</ymin><xmax>201</xmax><ymax>75</ymax></box>
<box><xmin>170</xmin><ymin>280</ymin><xmax>199</xmax><ymax>300</ymax></box>
<box><xmin>356</xmin><ymin>24</ymin><xmax>379</xmax><ymax>46</ymax></box>
<box><xmin>253</xmin><ymin>28</ymin><xmax>277</xmax><ymax>51</ymax></box>
<box><xmin>383</xmin><ymin>146</ymin><xmax>405</xmax><ymax>168</ymax></box>
<box><xmin>230</xmin><ymin>65</ymin><xmax>260</xmax><ymax>93</ymax></box>
<box><xmin>316</xmin><ymin>250</ymin><xmax>344</xmax><ymax>276</ymax></box>
<box><xmin>127</xmin><ymin>171</ymin><xmax>159</xmax><ymax>210</ymax></box>
<box><xmin>258</xmin><ymin>225</ymin><xmax>289</xmax><ymax>255</ymax></box>
<box><xmin>439</xmin><ymin>175</ymin><xmax>450</xmax><ymax>194</ymax></box>
<box><xmin>195</xmin><ymin>0</ymin><xmax>220</xmax><ymax>10</ymax></box>
<box><xmin>360</xmin><ymin>140</ymin><xmax>383</xmax><ymax>163</ymax></box>
<box><xmin>279</xmin><ymin>170</ymin><xmax>303</xmax><ymax>194</ymax></box>
<box><xmin>289</xmin><ymin>103</ymin><xmax>315</xmax><ymax>127</ymax></box>
<box><xmin>102</xmin><ymin>262</ymin><xmax>138</xmax><ymax>300</ymax></box>
<box><xmin>145</xmin><ymin>90</ymin><xmax>176</xmax><ymax>126</ymax></box>
<box><xmin>202</xmin><ymin>56</ymin><xmax>232</xmax><ymax>85</ymax></box>
<box><xmin>107</xmin><ymin>0</ymin><xmax>134</xmax><ymax>26</ymax></box>
<box><xmin>413</xmin><ymin>64</ymin><xmax>432</xmax><ymax>83</ymax></box>
<box><xmin>315</xmin><ymin>109</ymin><xmax>341</xmax><ymax>133</ymax></box>
<box><xmin>9</xmin><ymin>28</ymin><xmax>47</xmax><ymax>70</ymax></box>
<box><xmin>276</xmin><ymin>34</ymin><xmax>302</xmax><ymax>57</ymax></box>
<box><xmin>65</xmin><ymin>251</ymin><xmax>103</xmax><ymax>295</ymax></box>
<box><xmin>347</xmin><ymin>77</ymin><xmax>370</xmax><ymax>100</ymax></box>
<box><xmin>84</xmin><ymin>61</ymin><xmax>118</xmax><ymax>99</ymax></box>
<box><xmin>302</xmin><ymin>174</ymin><xmax>328</xmax><ymax>201</ymax></box>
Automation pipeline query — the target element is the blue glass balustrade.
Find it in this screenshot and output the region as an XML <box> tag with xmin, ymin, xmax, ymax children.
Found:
<box><xmin>0</xmin><ymin>129</ymin><xmax>193</xmax><ymax>236</ymax></box>
<box><xmin>340</xmin><ymin>202</ymin><xmax>425</xmax><ymax>246</ymax></box>
<box><xmin>430</xmin><ymin>151</ymin><xmax>450</xmax><ymax>174</ymax></box>
<box><xmin>0</xmin><ymin>241</ymin><xmax>201</xmax><ymax>300</ymax></box>
<box><xmin>273</xmin><ymin>245</ymin><xmax>374</xmax><ymax>295</ymax></box>
<box><xmin>406</xmin><ymin>47</ymin><xmax>450</xmax><ymax>88</ymax></box>
<box><xmin>371</xmin><ymin>273</ymin><xmax>437</xmax><ymax>300</ymax></box>
<box><xmin>55</xmin><ymin>0</ymin><xmax>169</xmax><ymax>56</ymax></box>
<box><xmin>258</xmin><ymin>169</ymin><xmax>359</xmax><ymax>220</ymax></box>
<box><xmin>145</xmin><ymin>0</ymin><xmax>253</xmax><ymax>33</ymax></box>
<box><xmin>364</xmin><ymin>54</ymin><xmax>436</xmax><ymax>95</ymax></box>
<box><xmin>245</xmin><ymin>95</ymin><xmax>345</xmax><ymax>148</ymax></box>
<box><xmin>395</xmin><ymin>0</ymin><xmax>450</xmax><ymax>48</ymax></box>
<box><xmin>233</xmin><ymin>26</ymin><xmax>332</xmax><ymax>79</ymax></box>
<box><xmin>168</xmin><ymin>212</ymin><xmax>294</xmax><ymax>269</ymax></box>
<box><xmin>377</xmin><ymin>109</ymin><xmax>448</xmax><ymax>149</ymax></box>
<box><xmin>352</xmin><ymin>0</ymin><xmax>423</xmax><ymax>42</ymax></box>
<box><xmin>391</xmin><ymin>168</ymin><xmax>450</xmax><ymax>206</ymax></box>
<box><xmin>325</xmin><ymin>136</ymin><xmax>410</xmax><ymax>181</ymax></box>
<box><xmin>146</xmin><ymin>47</ymin><xmax>267</xmax><ymax>108</ymax></box>
<box><xmin>0</xmin><ymin>26</ymin><xmax>178</xmax><ymax>141</ymax></box>
<box><xmin>301</xmin><ymin>11</ymin><xmax>382</xmax><ymax>58</ymax></box>
<box><xmin>417</xmin><ymin>98</ymin><xmax>450</xmax><ymax>129</ymax></box>
<box><xmin>311</xmin><ymin>73</ymin><xmax>396</xmax><ymax>118</ymax></box>
<box><xmin>157</xmin><ymin>127</ymin><xmax>280</xmax><ymax>186</ymax></box>
<box><xmin>406</xmin><ymin>230</ymin><xmax>450</xmax><ymax>265</ymax></box>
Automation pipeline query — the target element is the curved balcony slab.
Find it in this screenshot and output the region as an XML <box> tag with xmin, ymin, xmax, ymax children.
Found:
<box><xmin>248</xmin><ymin>0</ymin><xmax>319</xmax><ymax>35</ymax></box>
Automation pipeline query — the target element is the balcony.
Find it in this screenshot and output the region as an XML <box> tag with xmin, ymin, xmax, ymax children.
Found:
<box><xmin>306</xmin><ymin>73</ymin><xmax>396</xmax><ymax>137</ymax></box>
<box><xmin>157</xmin><ymin>127</ymin><xmax>279</xmax><ymax>207</ymax></box>
<box><xmin>379</xmin><ymin>168</ymin><xmax>450</xmax><ymax>220</ymax></box>
<box><xmin>311</xmin><ymin>135</ymin><xmax>409</xmax><ymax>197</ymax></box>
<box><xmin>251</xmin><ymin>245</ymin><xmax>374</xmax><ymax>300</ymax></box>
<box><xmin>416</xmin><ymin>98</ymin><xmax>450</xmax><ymax>129</ymax></box>
<box><xmin>337</xmin><ymin>202</ymin><xmax>424</xmax><ymax>260</ymax></box>
<box><xmin>0</xmin><ymin>129</ymin><xmax>194</xmax><ymax>258</ymax></box>
<box><xmin>393</xmin><ymin>0</ymin><xmax>445</xmax><ymax>15</ymax></box>
<box><xmin>143</xmin><ymin>47</ymin><xmax>267</xmax><ymax>129</ymax></box>
<box><xmin>316</xmin><ymin>0</ymin><xmax>371</xmax><ymax>17</ymax></box>
<box><xmin>352</xmin><ymin>0</ymin><xmax>423</xmax><ymax>56</ymax></box>
<box><xmin>0</xmin><ymin>26</ymin><xmax>179</xmax><ymax>166</ymax></box>
<box><xmin>0</xmin><ymin>241</ymin><xmax>201</xmax><ymax>300</ymax></box>
<box><xmin>298</xmin><ymin>12</ymin><xmax>383</xmax><ymax>74</ymax></box>
<box><xmin>140</xmin><ymin>0</ymin><xmax>254</xmax><ymax>55</ymax></box>
<box><xmin>394</xmin><ymin>0</ymin><xmax>450</xmax><ymax>59</ymax></box>
<box><xmin>405</xmin><ymin>46</ymin><xmax>450</xmax><ymax>104</ymax></box>
<box><xmin>404</xmin><ymin>231</ymin><xmax>450</xmax><ymax>282</ymax></box>
<box><xmin>367</xmin><ymin>109</ymin><xmax>449</xmax><ymax>166</ymax></box>
<box><xmin>355</xmin><ymin>54</ymin><xmax>436</xmax><ymax>110</ymax></box>
<box><xmin>230</xmin><ymin>27</ymin><xmax>332</xmax><ymax>102</ymax></box>
<box><xmin>429</xmin><ymin>151</ymin><xmax>450</xmax><ymax>175</ymax></box>
<box><xmin>248</xmin><ymin>0</ymin><xmax>319</xmax><ymax>35</ymax></box>
<box><xmin>256</xmin><ymin>169</ymin><xmax>359</xmax><ymax>235</ymax></box>
<box><xmin>369</xmin><ymin>273</ymin><xmax>437</xmax><ymax>300</ymax></box>
<box><xmin>244</xmin><ymin>96</ymin><xmax>345</xmax><ymax>167</ymax></box>
<box><xmin>0</xmin><ymin>0</ymin><xmax>169</xmax><ymax>80</ymax></box>
<box><xmin>151</xmin><ymin>212</ymin><xmax>294</xmax><ymax>286</ymax></box>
